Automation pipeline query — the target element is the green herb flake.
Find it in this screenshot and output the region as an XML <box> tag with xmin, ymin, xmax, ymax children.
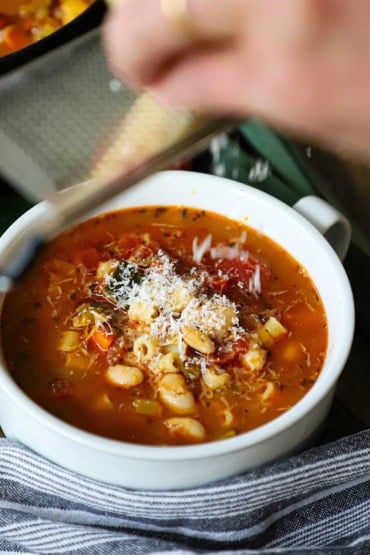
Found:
<box><xmin>105</xmin><ymin>260</ymin><xmax>144</xmax><ymax>302</ymax></box>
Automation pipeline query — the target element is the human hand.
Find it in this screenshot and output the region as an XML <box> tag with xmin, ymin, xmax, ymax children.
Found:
<box><xmin>103</xmin><ymin>0</ymin><xmax>370</xmax><ymax>161</ymax></box>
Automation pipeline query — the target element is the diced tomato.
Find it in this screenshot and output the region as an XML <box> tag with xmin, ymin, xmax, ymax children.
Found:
<box><xmin>205</xmin><ymin>273</ymin><xmax>230</xmax><ymax>294</ymax></box>
<box><xmin>216</xmin><ymin>256</ymin><xmax>260</xmax><ymax>281</ymax></box>
<box><xmin>214</xmin><ymin>338</ymin><xmax>248</xmax><ymax>364</ymax></box>
<box><xmin>233</xmin><ymin>337</ymin><xmax>249</xmax><ymax>353</ymax></box>
<box><xmin>206</xmin><ymin>256</ymin><xmax>271</xmax><ymax>295</ymax></box>
<box><xmin>91</xmin><ymin>329</ymin><xmax>116</xmax><ymax>351</ymax></box>
<box><xmin>3</xmin><ymin>25</ymin><xmax>29</xmax><ymax>51</ymax></box>
<box><xmin>0</xmin><ymin>17</ymin><xmax>9</xmax><ymax>30</ymax></box>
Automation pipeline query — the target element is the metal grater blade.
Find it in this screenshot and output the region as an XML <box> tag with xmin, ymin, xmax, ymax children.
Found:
<box><xmin>91</xmin><ymin>93</ymin><xmax>209</xmax><ymax>180</ymax></box>
<box><xmin>0</xmin><ymin>28</ymin><xmax>137</xmax><ymax>201</ymax></box>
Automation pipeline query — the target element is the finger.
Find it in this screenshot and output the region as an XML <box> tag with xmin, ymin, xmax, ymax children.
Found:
<box><xmin>150</xmin><ymin>48</ymin><xmax>252</xmax><ymax>115</ymax></box>
<box><xmin>103</xmin><ymin>0</ymin><xmax>247</xmax><ymax>88</ymax></box>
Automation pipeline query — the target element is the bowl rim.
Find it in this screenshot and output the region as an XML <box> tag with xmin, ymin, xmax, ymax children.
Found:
<box><xmin>0</xmin><ymin>170</ymin><xmax>355</xmax><ymax>460</ymax></box>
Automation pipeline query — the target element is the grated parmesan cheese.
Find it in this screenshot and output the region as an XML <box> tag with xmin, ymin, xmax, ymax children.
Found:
<box><xmin>248</xmin><ymin>159</ymin><xmax>270</xmax><ymax>183</ymax></box>
<box><xmin>103</xmin><ymin>251</ymin><xmax>243</xmax><ymax>362</ymax></box>
<box><xmin>210</xmin><ymin>134</ymin><xmax>229</xmax><ymax>177</ymax></box>
<box><xmin>192</xmin><ymin>234</ymin><xmax>212</xmax><ymax>264</ymax></box>
<box><xmin>210</xmin><ymin>245</ymin><xmax>249</xmax><ymax>262</ymax></box>
<box><xmin>248</xmin><ymin>264</ymin><xmax>262</xmax><ymax>296</ymax></box>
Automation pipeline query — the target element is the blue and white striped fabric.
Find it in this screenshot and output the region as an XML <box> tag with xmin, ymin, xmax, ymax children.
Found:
<box><xmin>0</xmin><ymin>432</ymin><xmax>369</xmax><ymax>554</ymax></box>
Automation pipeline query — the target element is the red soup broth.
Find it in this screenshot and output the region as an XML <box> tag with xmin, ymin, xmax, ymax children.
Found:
<box><xmin>1</xmin><ymin>206</ymin><xmax>328</xmax><ymax>446</ymax></box>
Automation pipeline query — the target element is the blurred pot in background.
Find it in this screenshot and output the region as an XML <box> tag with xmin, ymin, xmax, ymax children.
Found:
<box><xmin>0</xmin><ymin>0</ymin><xmax>105</xmax><ymax>76</ymax></box>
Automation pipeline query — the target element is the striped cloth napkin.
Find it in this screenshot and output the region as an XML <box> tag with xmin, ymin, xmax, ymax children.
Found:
<box><xmin>0</xmin><ymin>432</ymin><xmax>369</xmax><ymax>554</ymax></box>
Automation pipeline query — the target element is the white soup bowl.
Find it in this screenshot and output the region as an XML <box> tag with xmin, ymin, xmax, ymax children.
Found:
<box><xmin>0</xmin><ymin>170</ymin><xmax>354</xmax><ymax>490</ymax></box>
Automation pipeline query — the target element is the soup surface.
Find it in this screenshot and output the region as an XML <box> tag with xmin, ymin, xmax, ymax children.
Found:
<box><xmin>1</xmin><ymin>206</ymin><xmax>328</xmax><ymax>446</ymax></box>
<box><xmin>0</xmin><ymin>0</ymin><xmax>94</xmax><ymax>57</ymax></box>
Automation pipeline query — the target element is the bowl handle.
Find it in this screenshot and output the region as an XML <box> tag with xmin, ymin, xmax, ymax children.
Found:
<box><xmin>293</xmin><ymin>196</ymin><xmax>351</xmax><ymax>262</ymax></box>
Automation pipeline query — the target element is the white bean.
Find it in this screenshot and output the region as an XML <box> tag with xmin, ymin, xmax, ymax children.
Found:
<box><xmin>182</xmin><ymin>326</ymin><xmax>215</xmax><ymax>354</ymax></box>
<box><xmin>158</xmin><ymin>373</ymin><xmax>196</xmax><ymax>415</ymax></box>
<box><xmin>106</xmin><ymin>365</ymin><xmax>144</xmax><ymax>389</ymax></box>
<box><xmin>164</xmin><ymin>417</ymin><xmax>206</xmax><ymax>442</ymax></box>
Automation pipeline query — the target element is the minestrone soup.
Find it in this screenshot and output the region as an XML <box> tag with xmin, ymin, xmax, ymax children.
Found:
<box><xmin>0</xmin><ymin>0</ymin><xmax>94</xmax><ymax>57</ymax></box>
<box><xmin>1</xmin><ymin>206</ymin><xmax>328</xmax><ymax>445</ymax></box>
